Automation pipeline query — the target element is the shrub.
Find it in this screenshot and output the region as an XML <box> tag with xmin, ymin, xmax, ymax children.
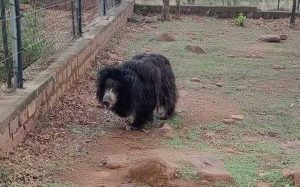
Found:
<box><xmin>235</xmin><ymin>13</ymin><xmax>246</xmax><ymax>26</ymax></box>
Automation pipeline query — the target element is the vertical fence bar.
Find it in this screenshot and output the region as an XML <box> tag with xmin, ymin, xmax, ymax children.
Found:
<box><xmin>14</xmin><ymin>0</ymin><xmax>23</xmax><ymax>88</ymax></box>
<box><xmin>75</xmin><ymin>0</ymin><xmax>82</xmax><ymax>36</ymax></box>
<box><xmin>9</xmin><ymin>0</ymin><xmax>18</xmax><ymax>87</ymax></box>
<box><xmin>103</xmin><ymin>0</ymin><xmax>106</xmax><ymax>16</ymax></box>
<box><xmin>1</xmin><ymin>0</ymin><xmax>12</xmax><ymax>88</ymax></box>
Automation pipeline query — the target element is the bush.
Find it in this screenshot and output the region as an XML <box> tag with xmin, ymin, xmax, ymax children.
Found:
<box><xmin>235</xmin><ymin>13</ymin><xmax>246</xmax><ymax>26</ymax></box>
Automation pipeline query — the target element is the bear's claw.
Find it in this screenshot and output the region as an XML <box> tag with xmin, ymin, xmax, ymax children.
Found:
<box><xmin>123</xmin><ymin>124</ymin><xmax>149</xmax><ymax>133</ymax></box>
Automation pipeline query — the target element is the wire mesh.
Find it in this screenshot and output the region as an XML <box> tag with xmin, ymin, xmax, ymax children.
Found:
<box><xmin>0</xmin><ymin>0</ymin><xmax>122</xmax><ymax>96</ymax></box>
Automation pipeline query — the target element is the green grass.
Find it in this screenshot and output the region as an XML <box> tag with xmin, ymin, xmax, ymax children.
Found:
<box><xmin>224</xmin><ymin>155</ymin><xmax>260</xmax><ymax>187</ymax></box>
<box><xmin>260</xmin><ymin>171</ymin><xmax>293</xmax><ymax>187</ymax></box>
<box><xmin>166</xmin><ymin>115</ymin><xmax>182</xmax><ymax>128</ymax></box>
<box><xmin>127</xmin><ymin>17</ymin><xmax>300</xmax><ymax>185</ymax></box>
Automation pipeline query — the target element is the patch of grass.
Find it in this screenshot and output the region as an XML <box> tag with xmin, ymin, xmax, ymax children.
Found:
<box><xmin>224</xmin><ymin>155</ymin><xmax>260</xmax><ymax>187</ymax></box>
<box><xmin>200</xmin><ymin>122</ymin><xmax>227</xmax><ymax>132</ymax></box>
<box><xmin>176</xmin><ymin>162</ymin><xmax>198</xmax><ymax>180</ymax></box>
<box><xmin>260</xmin><ymin>171</ymin><xmax>293</xmax><ymax>187</ymax></box>
<box><xmin>43</xmin><ymin>160</ymin><xmax>68</xmax><ymax>177</ymax></box>
<box><xmin>235</xmin><ymin>141</ymin><xmax>281</xmax><ymax>156</ymax></box>
<box><xmin>166</xmin><ymin>115</ymin><xmax>182</xmax><ymax>128</ymax></box>
<box><xmin>168</xmin><ymin>136</ymin><xmax>185</xmax><ymax>148</ymax></box>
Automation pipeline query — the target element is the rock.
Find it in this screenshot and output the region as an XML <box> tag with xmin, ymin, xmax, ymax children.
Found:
<box><xmin>186</xmin><ymin>45</ymin><xmax>206</xmax><ymax>54</ymax></box>
<box><xmin>255</xmin><ymin>182</ymin><xmax>271</xmax><ymax>187</ymax></box>
<box><xmin>20</xmin><ymin>4</ymin><xmax>31</xmax><ymax>11</ymax></box>
<box><xmin>191</xmin><ymin>78</ymin><xmax>203</xmax><ymax>83</ymax></box>
<box><xmin>222</xmin><ymin>119</ymin><xmax>236</xmax><ymax>124</ymax></box>
<box><xmin>259</xmin><ymin>35</ymin><xmax>281</xmax><ymax>42</ymax></box>
<box><xmin>157</xmin><ymin>33</ymin><xmax>175</xmax><ymax>42</ymax></box>
<box><xmin>230</xmin><ymin>115</ymin><xmax>244</xmax><ymax>121</ymax></box>
<box><xmin>280</xmin><ymin>34</ymin><xmax>288</xmax><ymax>40</ymax></box>
<box><xmin>155</xmin><ymin>123</ymin><xmax>176</xmax><ymax>139</ymax></box>
<box><xmin>283</xmin><ymin>169</ymin><xmax>300</xmax><ymax>186</ymax></box>
<box><xmin>198</xmin><ymin>167</ymin><xmax>232</xmax><ymax>182</ymax></box>
<box><xmin>104</xmin><ymin>154</ymin><xmax>127</xmax><ymax>169</ymax></box>
<box><xmin>129</xmin><ymin>157</ymin><xmax>176</xmax><ymax>186</ymax></box>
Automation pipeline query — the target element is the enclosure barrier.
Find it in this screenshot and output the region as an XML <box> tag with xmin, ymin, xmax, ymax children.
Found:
<box><xmin>134</xmin><ymin>4</ymin><xmax>300</xmax><ymax>19</ymax></box>
<box><xmin>0</xmin><ymin>0</ymin><xmax>134</xmax><ymax>153</ymax></box>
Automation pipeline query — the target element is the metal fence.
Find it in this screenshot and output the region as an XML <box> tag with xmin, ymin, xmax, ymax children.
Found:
<box><xmin>0</xmin><ymin>0</ymin><xmax>121</xmax><ymax>93</ymax></box>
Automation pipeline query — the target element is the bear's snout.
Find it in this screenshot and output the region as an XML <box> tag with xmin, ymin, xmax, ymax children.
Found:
<box><xmin>103</xmin><ymin>89</ymin><xmax>117</xmax><ymax>109</ymax></box>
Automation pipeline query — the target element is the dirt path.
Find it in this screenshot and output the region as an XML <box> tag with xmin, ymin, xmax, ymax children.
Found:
<box><xmin>1</xmin><ymin>16</ymin><xmax>299</xmax><ymax>187</ymax></box>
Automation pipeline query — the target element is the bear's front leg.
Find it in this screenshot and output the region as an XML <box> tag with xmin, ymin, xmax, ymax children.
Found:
<box><xmin>124</xmin><ymin>110</ymin><xmax>153</xmax><ymax>132</ymax></box>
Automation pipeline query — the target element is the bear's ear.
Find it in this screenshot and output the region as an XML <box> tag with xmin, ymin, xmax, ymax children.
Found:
<box><xmin>96</xmin><ymin>67</ymin><xmax>113</xmax><ymax>102</ymax></box>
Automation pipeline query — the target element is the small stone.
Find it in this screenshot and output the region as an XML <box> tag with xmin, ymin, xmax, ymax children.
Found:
<box><xmin>186</xmin><ymin>45</ymin><xmax>206</xmax><ymax>54</ymax></box>
<box><xmin>191</xmin><ymin>78</ymin><xmax>202</xmax><ymax>83</ymax></box>
<box><xmin>157</xmin><ymin>33</ymin><xmax>175</xmax><ymax>42</ymax></box>
<box><xmin>198</xmin><ymin>167</ymin><xmax>232</xmax><ymax>182</ymax></box>
<box><xmin>104</xmin><ymin>154</ymin><xmax>127</xmax><ymax>169</ymax></box>
<box><xmin>280</xmin><ymin>34</ymin><xmax>288</xmax><ymax>40</ymax></box>
<box><xmin>282</xmin><ymin>169</ymin><xmax>300</xmax><ymax>186</ymax></box>
<box><xmin>222</xmin><ymin>119</ymin><xmax>236</xmax><ymax>124</ymax></box>
<box><xmin>230</xmin><ymin>115</ymin><xmax>244</xmax><ymax>121</ymax></box>
<box><xmin>129</xmin><ymin>157</ymin><xmax>176</xmax><ymax>187</ymax></box>
<box><xmin>260</xmin><ymin>35</ymin><xmax>281</xmax><ymax>42</ymax></box>
<box><xmin>153</xmin><ymin>123</ymin><xmax>176</xmax><ymax>139</ymax></box>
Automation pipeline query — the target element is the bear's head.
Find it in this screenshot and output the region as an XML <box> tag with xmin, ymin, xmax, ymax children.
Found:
<box><xmin>96</xmin><ymin>67</ymin><xmax>132</xmax><ymax>110</ymax></box>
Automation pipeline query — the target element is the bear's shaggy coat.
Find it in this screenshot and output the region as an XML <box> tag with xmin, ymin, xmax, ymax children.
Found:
<box><xmin>96</xmin><ymin>53</ymin><xmax>177</xmax><ymax>130</ymax></box>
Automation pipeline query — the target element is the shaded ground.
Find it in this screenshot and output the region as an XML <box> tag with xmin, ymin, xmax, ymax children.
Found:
<box><xmin>0</xmin><ymin>16</ymin><xmax>300</xmax><ymax>187</ymax></box>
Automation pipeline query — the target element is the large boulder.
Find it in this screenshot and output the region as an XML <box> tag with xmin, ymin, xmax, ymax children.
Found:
<box><xmin>129</xmin><ymin>157</ymin><xmax>176</xmax><ymax>186</ymax></box>
<box><xmin>198</xmin><ymin>167</ymin><xmax>232</xmax><ymax>182</ymax></box>
<box><xmin>104</xmin><ymin>154</ymin><xmax>127</xmax><ymax>169</ymax></box>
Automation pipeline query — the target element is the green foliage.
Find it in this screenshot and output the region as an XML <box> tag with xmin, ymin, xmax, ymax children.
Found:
<box><xmin>235</xmin><ymin>13</ymin><xmax>246</xmax><ymax>26</ymax></box>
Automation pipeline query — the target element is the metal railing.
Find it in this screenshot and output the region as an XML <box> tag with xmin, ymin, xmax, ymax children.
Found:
<box><xmin>0</xmin><ymin>0</ymin><xmax>121</xmax><ymax>94</ymax></box>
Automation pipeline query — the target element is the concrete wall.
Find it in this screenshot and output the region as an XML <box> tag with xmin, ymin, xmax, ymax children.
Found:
<box><xmin>134</xmin><ymin>4</ymin><xmax>300</xmax><ymax>19</ymax></box>
<box><xmin>0</xmin><ymin>0</ymin><xmax>134</xmax><ymax>154</ymax></box>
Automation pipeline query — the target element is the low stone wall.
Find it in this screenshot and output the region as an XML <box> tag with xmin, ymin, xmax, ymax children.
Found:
<box><xmin>134</xmin><ymin>4</ymin><xmax>300</xmax><ymax>19</ymax></box>
<box><xmin>0</xmin><ymin>0</ymin><xmax>134</xmax><ymax>154</ymax></box>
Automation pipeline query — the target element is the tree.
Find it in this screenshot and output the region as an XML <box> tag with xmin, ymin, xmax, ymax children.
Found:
<box><xmin>290</xmin><ymin>0</ymin><xmax>296</xmax><ymax>27</ymax></box>
<box><xmin>187</xmin><ymin>0</ymin><xmax>195</xmax><ymax>5</ymax></box>
<box><xmin>297</xmin><ymin>0</ymin><xmax>299</xmax><ymax>10</ymax></box>
<box><xmin>162</xmin><ymin>0</ymin><xmax>170</xmax><ymax>21</ymax></box>
<box><xmin>277</xmin><ymin>0</ymin><xmax>280</xmax><ymax>10</ymax></box>
<box><xmin>175</xmin><ymin>0</ymin><xmax>180</xmax><ymax>20</ymax></box>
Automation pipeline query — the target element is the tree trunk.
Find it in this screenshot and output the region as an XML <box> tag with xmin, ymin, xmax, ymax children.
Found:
<box><xmin>175</xmin><ymin>0</ymin><xmax>180</xmax><ymax>20</ymax></box>
<box><xmin>297</xmin><ymin>0</ymin><xmax>299</xmax><ymax>10</ymax></box>
<box><xmin>277</xmin><ymin>0</ymin><xmax>280</xmax><ymax>10</ymax></box>
<box><xmin>162</xmin><ymin>0</ymin><xmax>170</xmax><ymax>21</ymax></box>
<box><xmin>290</xmin><ymin>0</ymin><xmax>296</xmax><ymax>27</ymax></box>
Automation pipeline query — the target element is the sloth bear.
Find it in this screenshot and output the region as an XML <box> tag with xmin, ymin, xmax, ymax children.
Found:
<box><xmin>96</xmin><ymin>53</ymin><xmax>177</xmax><ymax>131</ymax></box>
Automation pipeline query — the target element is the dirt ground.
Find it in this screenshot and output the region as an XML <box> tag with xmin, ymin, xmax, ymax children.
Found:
<box><xmin>0</xmin><ymin>16</ymin><xmax>299</xmax><ymax>187</ymax></box>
